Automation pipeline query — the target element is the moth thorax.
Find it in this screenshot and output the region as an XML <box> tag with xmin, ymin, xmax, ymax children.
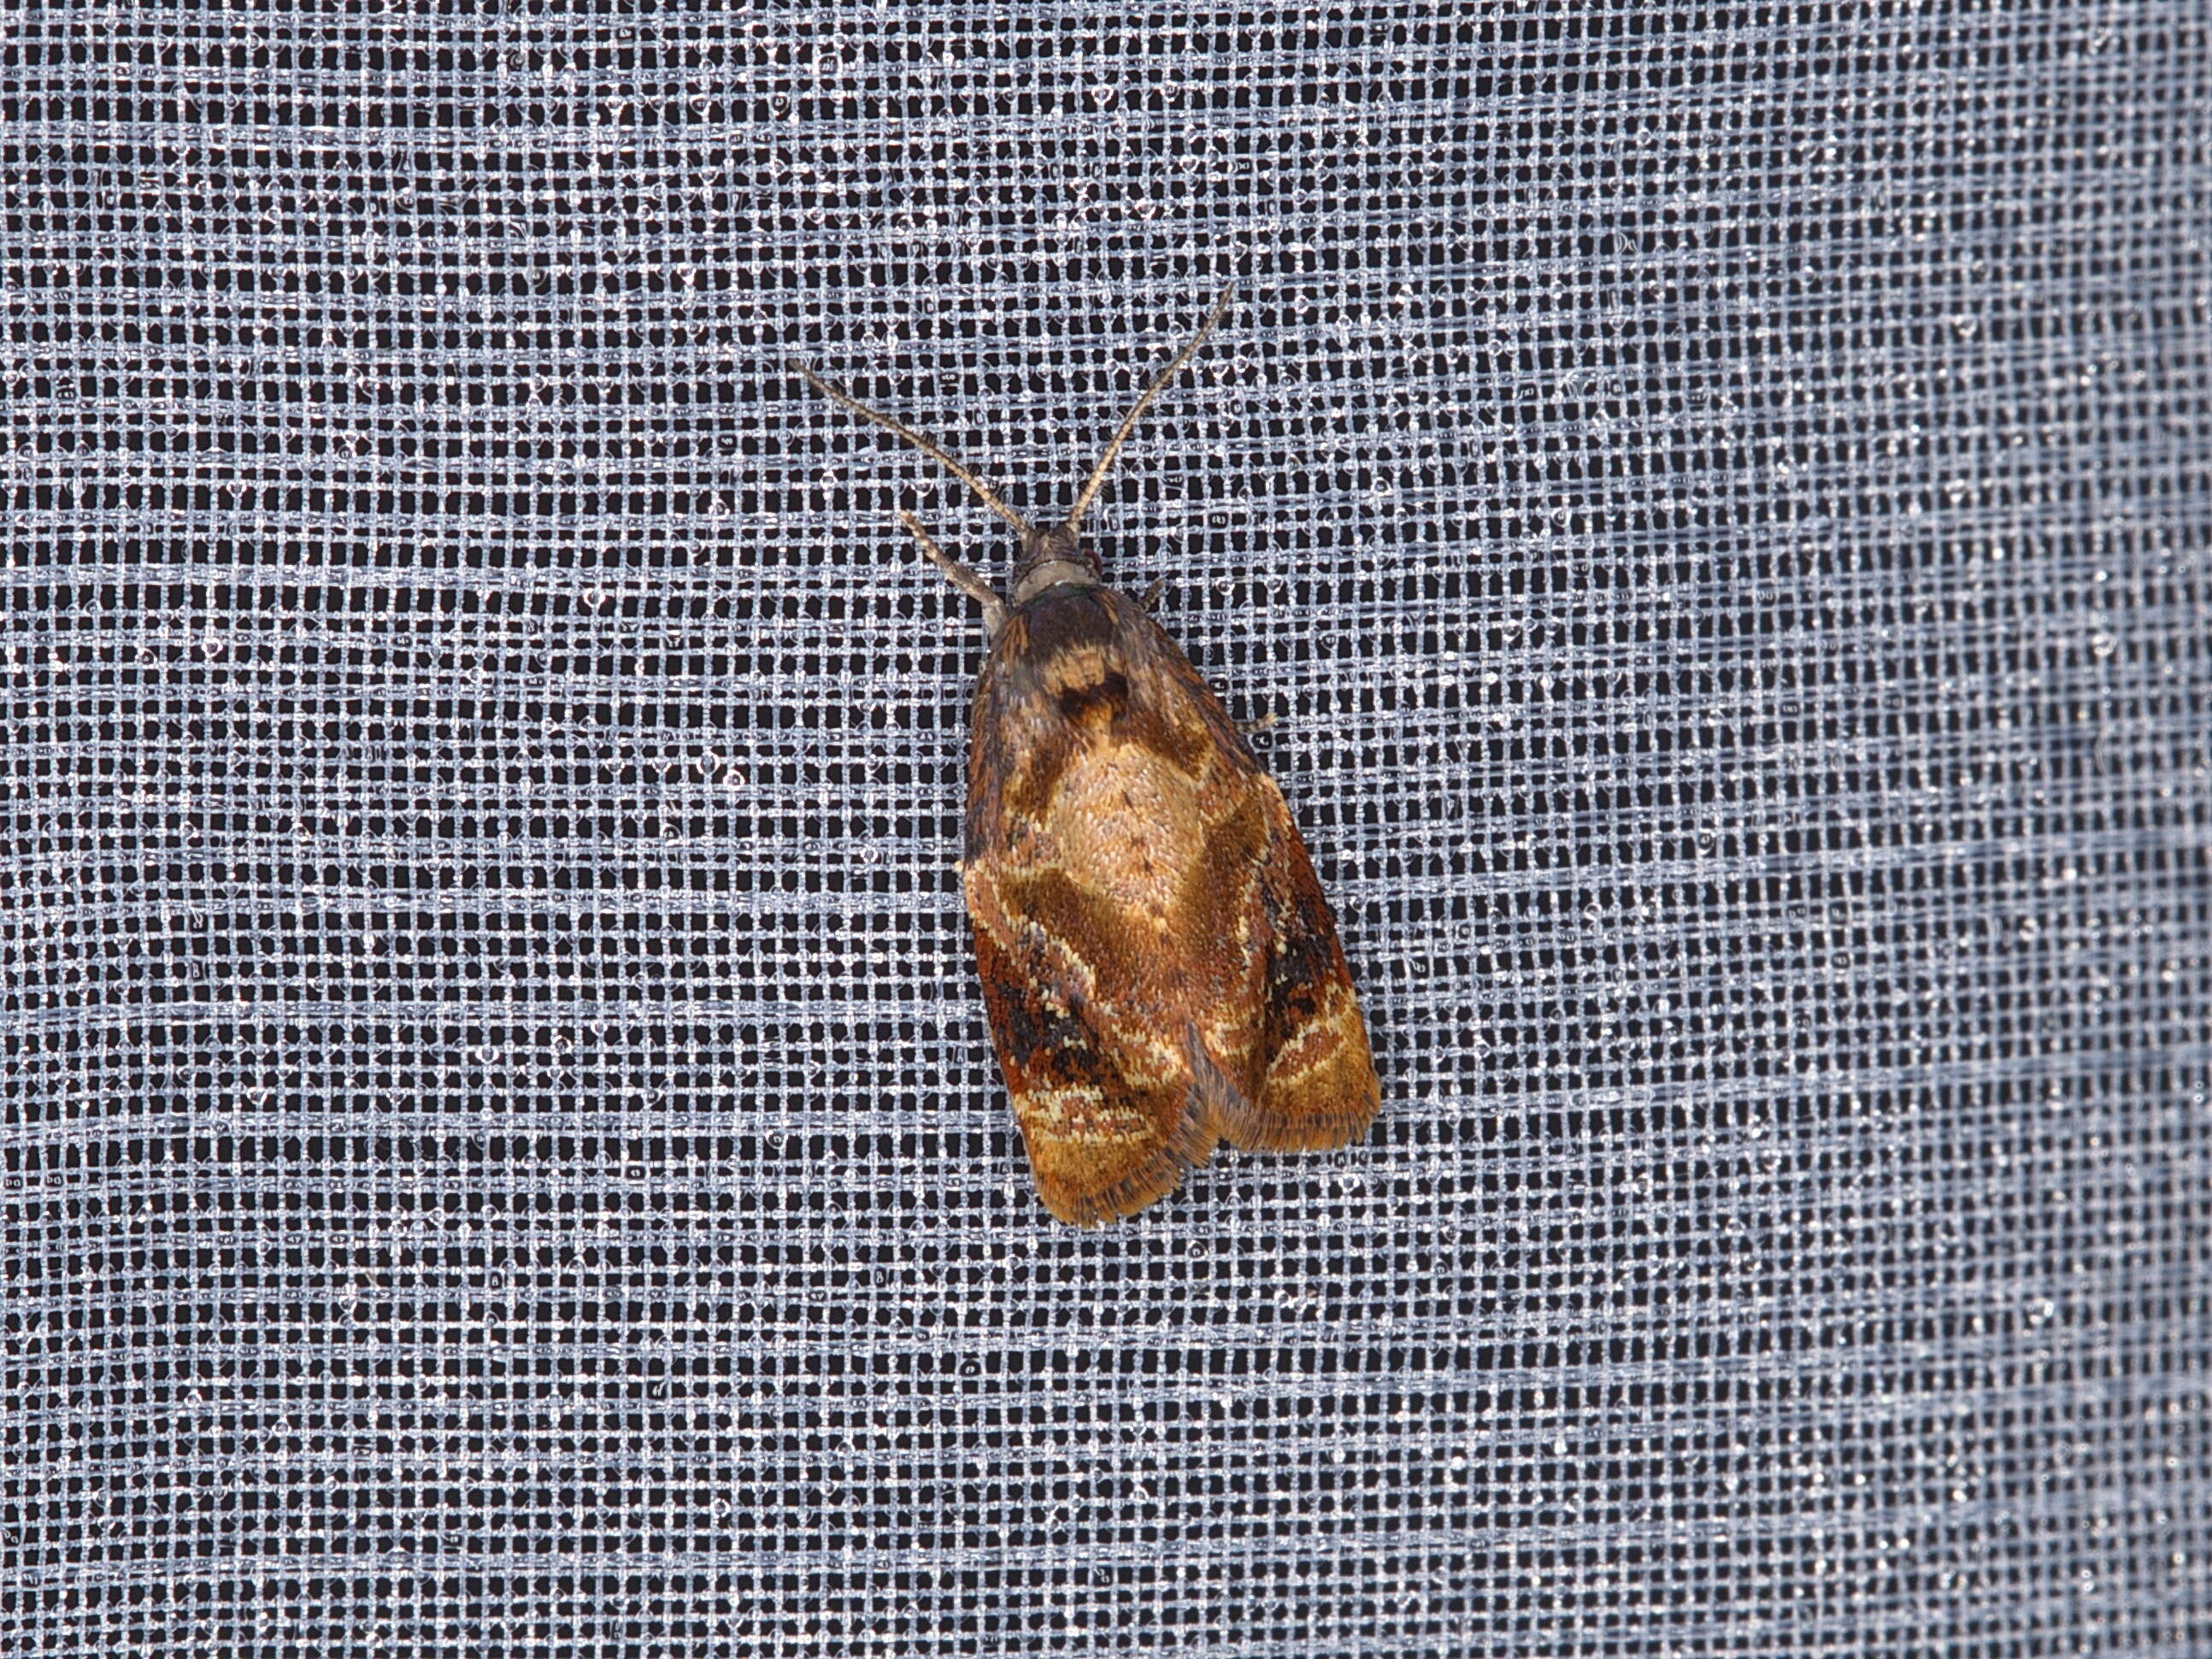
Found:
<box><xmin>1011</xmin><ymin>524</ymin><xmax>1101</xmax><ymax>607</ymax></box>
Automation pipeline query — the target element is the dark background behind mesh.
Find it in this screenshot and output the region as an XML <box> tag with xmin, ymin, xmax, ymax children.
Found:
<box><xmin>5</xmin><ymin>4</ymin><xmax>2209</xmax><ymax>1655</ymax></box>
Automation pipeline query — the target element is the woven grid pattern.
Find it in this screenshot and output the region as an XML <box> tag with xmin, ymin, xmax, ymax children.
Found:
<box><xmin>5</xmin><ymin>4</ymin><xmax>2209</xmax><ymax>1655</ymax></box>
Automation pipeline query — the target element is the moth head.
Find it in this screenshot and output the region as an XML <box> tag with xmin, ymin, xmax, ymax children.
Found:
<box><xmin>1010</xmin><ymin>524</ymin><xmax>1100</xmax><ymax>607</ymax></box>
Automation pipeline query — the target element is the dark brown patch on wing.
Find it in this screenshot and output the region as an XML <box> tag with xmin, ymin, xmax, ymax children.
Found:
<box><xmin>1056</xmin><ymin>667</ymin><xmax>1130</xmax><ymax>723</ymax></box>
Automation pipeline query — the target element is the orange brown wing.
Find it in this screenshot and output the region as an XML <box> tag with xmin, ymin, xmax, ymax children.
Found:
<box><xmin>960</xmin><ymin>585</ymin><xmax>1377</xmax><ymax>1224</ymax></box>
<box><xmin>1227</xmin><ymin>785</ymin><xmax>1380</xmax><ymax>1154</ymax></box>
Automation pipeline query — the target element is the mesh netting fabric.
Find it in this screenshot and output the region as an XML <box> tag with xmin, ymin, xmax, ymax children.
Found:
<box><xmin>5</xmin><ymin>5</ymin><xmax>2209</xmax><ymax>1655</ymax></box>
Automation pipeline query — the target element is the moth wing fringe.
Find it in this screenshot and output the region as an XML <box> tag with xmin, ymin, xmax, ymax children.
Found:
<box><xmin>1219</xmin><ymin>1091</ymin><xmax>1375</xmax><ymax>1155</ymax></box>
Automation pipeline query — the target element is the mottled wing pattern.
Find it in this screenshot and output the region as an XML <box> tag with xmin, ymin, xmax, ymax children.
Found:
<box><xmin>961</xmin><ymin>585</ymin><xmax>1378</xmax><ymax>1224</ymax></box>
<box><xmin>1239</xmin><ymin>808</ymin><xmax>1380</xmax><ymax>1150</ymax></box>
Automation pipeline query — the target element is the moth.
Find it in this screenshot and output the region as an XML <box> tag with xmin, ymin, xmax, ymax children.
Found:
<box><xmin>799</xmin><ymin>293</ymin><xmax>1378</xmax><ymax>1224</ymax></box>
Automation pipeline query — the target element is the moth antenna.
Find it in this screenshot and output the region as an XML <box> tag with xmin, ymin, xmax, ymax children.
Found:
<box><xmin>898</xmin><ymin>509</ymin><xmax>1010</xmax><ymax>636</ymax></box>
<box><xmin>797</xmin><ymin>363</ymin><xmax>1032</xmax><ymax>535</ymax></box>
<box><xmin>1063</xmin><ymin>285</ymin><xmax>1236</xmax><ymax>536</ymax></box>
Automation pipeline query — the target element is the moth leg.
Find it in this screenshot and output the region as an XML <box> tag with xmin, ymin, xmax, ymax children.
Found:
<box><xmin>897</xmin><ymin>509</ymin><xmax>1009</xmax><ymax>637</ymax></box>
<box><xmin>1238</xmin><ymin>710</ymin><xmax>1279</xmax><ymax>737</ymax></box>
<box><xmin>1138</xmin><ymin>575</ymin><xmax>1167</xmax><ymax>612</ymax></box>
